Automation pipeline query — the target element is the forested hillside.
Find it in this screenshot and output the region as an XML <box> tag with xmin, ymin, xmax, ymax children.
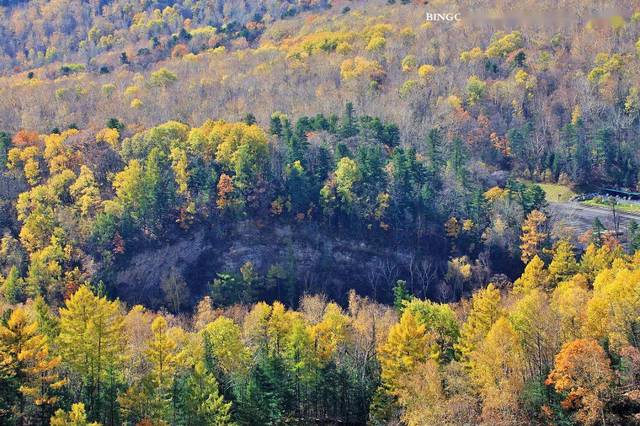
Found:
<box><xmin>1</xmin><ymin>0</ymin><xmax>640</xmax><ymax>191</ymax></box>
<box><xmin>1</xmin><ymin>244</ymin><xmax>640</xmax><ymax>424</ymax></box>
<box><xmin>1</xmin><ymin>0</ymin><xmax>640</xmax><ymax>424</ymax></box>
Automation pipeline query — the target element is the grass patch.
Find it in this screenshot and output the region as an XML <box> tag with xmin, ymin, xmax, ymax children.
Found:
<box><xmin>582</xmin><ymin>198</ymin><xmax>640</xmax><ymax>215</ymax></box>
<box><xmin>523</xmin><ymin>182</ymin><xmax>576</xmax><ymax>202</ymax></box>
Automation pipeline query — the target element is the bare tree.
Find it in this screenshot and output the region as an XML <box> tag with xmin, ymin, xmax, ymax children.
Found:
<box><xmin>367</xmin><ymin>257</ymin><xmax>398</xmax><ymax>300</ymax></box>
<box><xmin>407</xmin><ymin>255</ymin><xmax>440</xmax><ymax>299</ymax></box>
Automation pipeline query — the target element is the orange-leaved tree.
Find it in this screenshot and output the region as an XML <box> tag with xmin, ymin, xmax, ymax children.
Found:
<box><xmin>546</xmin><ymin>339</ymin><xmax>613</xmax><ymax>425</ymax></box>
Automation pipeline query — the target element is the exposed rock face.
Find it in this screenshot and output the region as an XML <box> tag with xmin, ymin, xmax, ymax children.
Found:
<box><xmin>114</xmin><ymin>230</ymin><xmax>212</xmax><ymax>306</ymax></box>
<box><xmin>113</xmin><ymin>220</ymin><xmax>448</xmax><ymax>308</ymax></box>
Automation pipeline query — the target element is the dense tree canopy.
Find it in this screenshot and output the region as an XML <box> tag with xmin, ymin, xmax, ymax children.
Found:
<box><xmin>0</xmin><ymin>240</ymin><xmax>637</xmax><ymax>424</ymax></box>
<box><xmin>1</xmin><ymin>0</ymin><xmax>640</xmax><ymax>424</ymax></box>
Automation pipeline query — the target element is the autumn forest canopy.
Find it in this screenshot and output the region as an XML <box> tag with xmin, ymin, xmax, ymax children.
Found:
<box><xmin>1</xmin><ymin>0</ymin><xmax>640</xmax><ymax>425</ymax></box>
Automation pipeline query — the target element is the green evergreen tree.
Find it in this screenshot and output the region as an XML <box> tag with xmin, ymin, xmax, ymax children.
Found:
<box><xmin>1</xmin><ymin>266</ymin><xmax>23</xmax><ymax>304</ymax></box>
<box><xmin>0</xmin><ymin>132</ymin><xmax>9</xmax><ymax>169</ymax></box>
<box><xmin>183</xmin><ymin>363</ymin><xmax>234</xmax><ymax>425</ymax></box>
<box><xmin>425</xmin><ymin>128</ymin><xmax>444</xmax><ymax>177</ymax></box>
<box><xmin>591</xmin><ymin>218</ymin><xmax>606</xmax><ymax>247</ymax></box>
<box><xmin>448</xmin><ymin>137</ymin><xmax>468</xmax><ymax>182</ymax></box>
<box><xmin>393</xmin><ymin>280</ymin><xmax>410</xmax><ymax>313</ymax></box>
<box><xmin>628</xmin><ymin>220</ymin><xmax>640</xmax><ymax>252</ymax></box>
<box><xmin>339</xmin><ymin>102</ymin><xmax>358</xmax><ymax>139</ymax></box>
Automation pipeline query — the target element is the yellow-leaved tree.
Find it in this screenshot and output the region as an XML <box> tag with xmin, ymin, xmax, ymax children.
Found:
<box><xmin>378</xmin><ymin>311</ymin><xmax>431</xmax><ymax>392</ymax></box>
<box><xmin>551</xmin><ymin>274</ymin><xmax>591</xmax><ymax>343</ymax></box>
<box><xmin>546</xmin><ymin>240</ymin><xmax>578</xmax><ymax>288</ymax></box>
<box><xmin>145</xmin><ymin>316</ymin><xmax>178</xmax><ymax>420</ymax></box>
<box><xmin>58</xmin><ymin>286</ymin><xmax>124</xmax><ymax>420</ymax></box>
<box><xmin>470</xmin><ymin>317</ymin><xmax>525</xmax><ymax>424</ymax></box>
<box><xmin>509</xmin><ymin>289</ymin><xmax>561</xmax><ymax>380</ymax></box>
<box><xmin>513</xmin><ymin>255</ymin><xmax>547</xmax><ymax>294</ymax></box>
<box><xmin>202</xmin><ymin>316</ymin><xmax>250</xmax><ymax>379</ymax></box>
<box><xmin>0</xmin><ymin>308</ymin><xmax>66</xmax><ymax>423</ymax></box>
<box><xmin>455</xmin><ymin>283</ymin><xmax>502</xmax><ymax>365</ymax></box>
<box><xmin>520</xmin><ymin>210</ymin><xmax>548</xmax><ymax>263</ymax></box>
<box><xmin>579</xmin><ymin>242</ymin><xmax>625</xmax><ymax>282</ymax></box>
<box><xmin>395</xmin><ymin>359</ymin><xmax>446</xmax><ymax>426</ymax></box>
<box><xmin>50</xmin><ymin>402</ymin><xmax>100</xmax><ymax>426</ymax></box>
<box><xmin>310</xmin><ymin>303</ymin><xmax>350</xmax><ymax>361</ymax></box>
<box><xmin>583</xmin><ymin>266</ymin><xmax>640</xmax><ymax>352</ymax></box>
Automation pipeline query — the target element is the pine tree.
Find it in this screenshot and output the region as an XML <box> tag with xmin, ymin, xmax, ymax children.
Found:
<box><xmin>592</xmin><ymin>128</ymin><xmax>614</xmax><ymax>181</ymax></box>
<box><xmin>234</xmin><ymin>356</ymin><xmax>287</xmax><ymax>425</ymax></box>
<box><xmin>338</xmin><ymin>102</ymin><xmax>358</xmax><ymax>139</ymax></box>
<box><xmin>425</xmin><ymin>128</ymin><xmax>444</xmax><ymax>177</ymax></box>
<box><xmin>447</xmin><ymin>137</ymin><xmax>467</xmax><ymax>182</ymax></box>
<box><xmin>628</xmin><ymin>220</ymin><xmax>640</xmax><ymax>252</ymax></box>
<box><xmin>0</xmin><ymin>131</ymin><xmax>10</xmax><ymax>170</ymax></box>
<box><xmin>143</xmin><ymin>147</ymin><xmax>170</xmax><ymax>229</ymax></box>
<box><xmin>392</xmin><ymin>280</ymin><xmax>410</xmax><ymax>313</ymax></box>
<box><xmin>269</xmin><ymin>112</ymin><xmax>284</xmax><ymax>136</ymax></box>
<box><xmin>591</xmin><ymin>218</ymin><xmax>606</xmax><ymax>247</ymax></box>
<box><xmin>1</xmin><ymin>266</ymin><xmax>23</xmax><ymax>303</ymax></box>
<box><xmin>286</xmin><ymin>119</ymin><xmax>310</xmax><ymax>164</ymax></box>
<box><xmin>183</xmin><ymin>362</ymin><xmax>234</xmax><ymax>425</ymax></box>
<box><xmin>34</xmin><ymin>295</ymin><xmax>59</xmax><ymax>339</ymax></box>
